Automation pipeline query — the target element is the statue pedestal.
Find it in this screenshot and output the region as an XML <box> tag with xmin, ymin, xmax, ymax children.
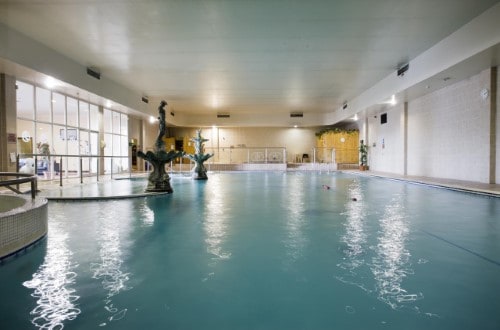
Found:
<box><xmin>145</xmin><ymin>174</ymin><xmax>173</xmax><ymax>193</ymax></box>
<box><xmin>192</xmin><ymin>164</ymin><xmax>208</xmax><ymax>180</ymax></box>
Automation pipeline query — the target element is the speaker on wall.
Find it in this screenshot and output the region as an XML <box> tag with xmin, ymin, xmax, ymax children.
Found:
<box><xmin>381</xmin><ymin>113</ymin><xmax>387</xmax><ymax>124</ymax></box>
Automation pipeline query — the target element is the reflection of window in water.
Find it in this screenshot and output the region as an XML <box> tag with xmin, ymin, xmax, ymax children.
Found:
<box><xmin>371</xmin><ymin>196</ymin><xmax>423</xmax><ymax>310</ymax></box>
<box><xmin>336</xmin><ymin>181</ymin><xmax>370</xmax><ymax>292</ymax></box>
<box><xmin>23</xmin><ymin>223</ymin><xmax>81</xmax><ymax>329</ymax></box>
<box><xmin>90</xmin><ymin>215</ymin><xmax>131</xmax><ymax>325</ymax></box>
<box><xmin>336</xmin><ymin>189</ymin><xmax>424</xmax><ymax>312</ymax></box>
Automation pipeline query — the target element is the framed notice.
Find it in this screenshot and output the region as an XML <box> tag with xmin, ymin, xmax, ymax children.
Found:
<box><xmin>7</xmin><ymin>133</ymin><xmax>16</xmax><ymax>143</ymax></box>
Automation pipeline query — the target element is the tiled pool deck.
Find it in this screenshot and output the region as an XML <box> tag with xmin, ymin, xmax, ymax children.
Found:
<box><xmin>351</xmin><ymin>170</ymin><xmax>500</xmax><ymax>197</ymax></box>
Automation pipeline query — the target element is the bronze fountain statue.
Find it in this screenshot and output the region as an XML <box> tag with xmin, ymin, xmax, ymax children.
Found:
<box><xmin>184</xmin><ymin>129</ymin><xmax>214</xmax><ymax>180</ymax></box>
<box><xmin>137</xmin><ymin>101</ymin><xmax>183</xmax><ymax>192</ymax></box>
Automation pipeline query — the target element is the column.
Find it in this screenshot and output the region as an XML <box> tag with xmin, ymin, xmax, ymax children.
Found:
<box><xmin>0</xmin><ymin>74</ymin><xmax>18</xmax><ymax>172</ymax></box>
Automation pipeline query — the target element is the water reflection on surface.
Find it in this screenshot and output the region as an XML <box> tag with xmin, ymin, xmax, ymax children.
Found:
<box><xmin>139</xmin><ymin>202</ymin><xmax>155</xmax><ymax>227</ymax></box>
<box><xmin>371</xmin><ymin>194</ymin><xmax>423</xmax><ymax>310</ymax></box>
<box><xmin>23</xmin><ymin>221</ymin><xmax>81</xmax><ymax>329</ymax></box>
<box><xmin>336</xmin><ymin>180</ymin><xmax>371</xmax><ymax>293</ymax></box>
<box><xmin>336</xmin><ymin>182</ymin><xmax>424</xmax><ymax>312</ymax></box>
<box><xmin>204</xmin><ymin>176</ymin><xmax>231</xmax><ymax>264</ymax></box>
<box><xmin>283</xmin><ymin>175</ymin><xmax>307</xmax><ymax>266</ymax></box>
<box><xmin>90</xmin><ymin>206</ymin><xmax>132</xmax><ymax>326</ymax></box>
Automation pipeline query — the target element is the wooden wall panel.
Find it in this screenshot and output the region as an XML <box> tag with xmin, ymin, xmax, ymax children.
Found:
<box><xmin>316</xmin><ymin>131</ymin><xmax>359</xmax><ymax>164</ymax></box>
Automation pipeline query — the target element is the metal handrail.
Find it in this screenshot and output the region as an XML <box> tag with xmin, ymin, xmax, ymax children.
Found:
<box><xmin>0</xmin><ymin>172</ymin><xmax>38</xmax><ymax>199</ymax></box>
<box><xmin>204</xmin><ymin>146</ymin><xmax>287</xmax><ymax>164</ymax></box>
<box><xmin>17</xmin><ymin>153</ymin><xmax>131</xmax><ymax>187</ymax></box>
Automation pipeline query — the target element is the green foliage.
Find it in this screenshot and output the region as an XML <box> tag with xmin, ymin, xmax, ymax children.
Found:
<box><xmin>359</xmin><ymin>142</ymin><xmax>368</xmax><ymax>166</ymax></box>
<box><xmin>315</xmin><ymin>128</ymin><xmax>359</xmax><ymax>138</ymax></box>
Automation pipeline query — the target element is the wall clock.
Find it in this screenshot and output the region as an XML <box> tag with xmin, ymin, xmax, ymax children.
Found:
<box><xmin>480</xmin><ymin>88</ymin><xmax>489</xmax><ymax>100</ymax></box>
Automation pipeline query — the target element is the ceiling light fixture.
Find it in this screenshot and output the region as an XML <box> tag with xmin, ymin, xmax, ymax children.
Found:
<box><xmin>45</xmin><ymin>76</ymin><xmax>57</xmax><ymax>89</ymax></box>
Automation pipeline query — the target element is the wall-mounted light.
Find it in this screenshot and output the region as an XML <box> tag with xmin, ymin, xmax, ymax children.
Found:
<box><xmin>389</xmin><ymin>95</ymin><xmax>396</xmax><ymax>105</ymax></box>
<box><xmin>45</xmin><ymin>76</ymin><xmax>58</xmax><ymax>89</ymax></box>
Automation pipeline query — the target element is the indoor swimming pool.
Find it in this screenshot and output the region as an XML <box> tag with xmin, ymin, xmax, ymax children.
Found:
<box><xmin>0</xmin><ymin>172</ymin><xmax>499</xmax><ymax>329</ymax></box>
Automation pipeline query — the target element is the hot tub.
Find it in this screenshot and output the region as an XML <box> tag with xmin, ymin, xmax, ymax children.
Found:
<box><xmin>0</xmin><ymin>194</ymin><xmax>48</xmax><ymax>261</ymax></box>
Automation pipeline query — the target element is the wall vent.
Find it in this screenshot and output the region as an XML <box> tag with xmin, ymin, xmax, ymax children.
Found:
<box><xmin>141</xmin><ymin>96</ymin><xmax>149</xmax><ymax>104</ymax></box>
<box><xmin>397</xmin><ymin>63</ymin><xmax>409</xmax><ymax>77</ymax></box>
<box><xmin>86</xmin><ymin>67</ymin><xmax>101</xmax><ymax>80</ymax></box>
<box><xmin>290</xmin><ymin>112</ymin><xmax>303</xmax><ymax>118</ymax></box>
<box><xmin>217</xmin><ymin>113</ymin><xmax>230</xmax><ymax>118</ymax></box>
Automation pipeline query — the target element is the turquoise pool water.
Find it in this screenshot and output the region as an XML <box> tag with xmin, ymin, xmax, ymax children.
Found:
<box><xmin>1</xmin><ymin>172</ymin><xmax>499</xmax><ymax>329</ymax></box>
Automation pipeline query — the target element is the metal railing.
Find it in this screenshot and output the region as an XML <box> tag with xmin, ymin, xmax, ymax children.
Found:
<box><xmin>17</xmin><ymin>154</ymin><xmax>131</xmax><ymax>187</ymax></box>
<box><xmin>311</xmin><ymin>147</ymin><xmax>336</xmax><ymax>164</ymax></box>
<box><xmin>0</xmin><ymin>172</ymin><xmax>38</xmax><ymax>199</ymax></box>
<box><xmin>14</xmin><ymin>146</ymin><xmax>341</xmax><ymax>186</ymax></box>
<box><xmin>204</xmin><ymin>147</ymin><xmax>287</xmax><ymax>164</ymax></box>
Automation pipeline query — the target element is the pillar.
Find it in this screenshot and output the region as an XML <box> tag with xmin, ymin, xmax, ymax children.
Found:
<box><xmin>0</xmin><ymin>73</ymin><xmax>18</xmax><ymax>172</ymax></box>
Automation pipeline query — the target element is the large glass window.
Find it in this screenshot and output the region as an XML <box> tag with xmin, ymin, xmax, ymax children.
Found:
<box><xmin>16</xmin><ymin>80</ymin><xmax>129</xmax><ymax>177</ymax></box>
<box><xmin>35</xmin><ymin>87</ymin><xmax>51</xmax><ymax>122</ymax></box>
<box><xmin>52</xmin><ymin>93</ymin><xmax>66</xmax><ymax>125</ymax></box>
<box><xmin>67</xmin><ymin>97</ymin><xmax>78</xmax><ymax>127</ymax></box>
<box><xmin>90</xmin><ymin>104</ymin><xmax>99</xmax><ymax>131</ymax></box>
<box><xmin>120</xmin><ymin>113</ymin><xmax>128</xmax><ymax>135</ymax></box>
<box><xmin>53</xmin><ymin>124</ymin><xmax>66</xmax><ymax>155</ymax></box>
<box><xmin>17</xmin><ymin>82</ymin><xmax>34</xmax><ymax>120</ymax></box>
<box><xmin>79</xmin><ymin>101</ymin><xmax>89</xmax><ymax>129</ymax></box>
<box><xmin>112</xmin><ymin>111</ymin><xmax>121</xmax><ymax>134</ymax></box>
<box><xmin>90</xmin><ymin>132</ymin><xmax>99</xmax><ymax>156</ymax></box>
<box><xmin>103</xmin><ymin>109</ymin><xmax>112</xmax><ymax>133</ymax></box>
<box><xmin>17</xmin><ymin>119</ymin><xmax>34</xmax><ymax>155</ymax></box>
<box><xmin>35</xmin><ymin>122</ymin><xmax>52</xmax><ymax>148</ymax></box>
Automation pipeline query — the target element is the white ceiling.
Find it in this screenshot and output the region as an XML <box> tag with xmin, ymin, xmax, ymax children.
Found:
<box><xmin>0</xmin><ymin>0</ymin><xmax>499</xmax><ymax>126</ymax></box>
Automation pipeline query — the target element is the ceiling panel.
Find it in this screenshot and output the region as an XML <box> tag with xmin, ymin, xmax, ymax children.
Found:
<box><xmin>0</xmin><ymin>0</ymin><xmax>498</xmax><ymax>124</ymax></box>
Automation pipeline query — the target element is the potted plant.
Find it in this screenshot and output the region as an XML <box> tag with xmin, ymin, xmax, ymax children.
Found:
<box><xmin>359</xmin><ymin>140</ymin><xmax>369</xmax><ymax>171</ymax></box>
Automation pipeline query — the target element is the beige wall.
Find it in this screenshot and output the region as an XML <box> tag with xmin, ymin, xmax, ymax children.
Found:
<box><xmin>408</xmin><ymin>68</ymin><xmax>492</xmax><ymax>182</ymax></box>
<box><xmin>367</xmin><ymin>67</ymin><xmax>497</xmax><ymax>184</ymax></box>
<box><xmin>153</xmin><ymin>126</ymin><xmax>321</xmax><ymax>163</ymax></box>
<box><xmin>367</xmin><ymin>103</ymin><xmax>406</xmax><ymax>174</ymax></box>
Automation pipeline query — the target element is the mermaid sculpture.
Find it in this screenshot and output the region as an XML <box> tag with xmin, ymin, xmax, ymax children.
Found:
<box><xmin>137</xmin><ymin>101</ymin><xmax>183</xmax><ymax>192</ymax></box>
